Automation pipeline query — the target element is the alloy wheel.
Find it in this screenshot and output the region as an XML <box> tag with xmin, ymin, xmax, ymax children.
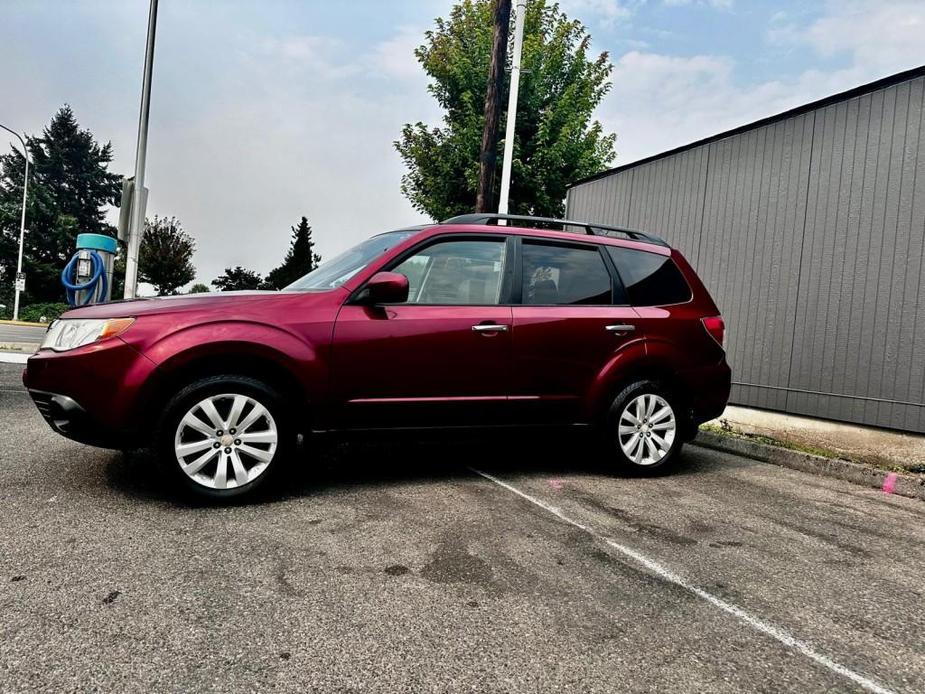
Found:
<box><xmin>173</xmin><ymin>393</ymin><xmax>278</xmax><ymax>489</ymax></box>
<box><xmin>617</xmin><ymin>393</ymin><xmax>676</xmax><ymax>465</ymax></box>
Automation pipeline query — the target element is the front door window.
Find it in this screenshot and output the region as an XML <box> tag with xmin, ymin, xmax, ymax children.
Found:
<box><xmin>392</xmin><ymin>240</ymin><xmax>506</xmax><ymax>305</ymax></box>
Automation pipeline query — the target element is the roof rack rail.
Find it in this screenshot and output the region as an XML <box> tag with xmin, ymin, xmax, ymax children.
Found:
<box><xmin>441</xmin><ymin>213</ymin><xmax>668</xmax><ymax>247</ymax></box>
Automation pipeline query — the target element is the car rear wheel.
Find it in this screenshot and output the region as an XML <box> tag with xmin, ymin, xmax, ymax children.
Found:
<box><xmin>606</xmin><ymin>380</ymin><xmax>683</xmax><ymax>473</ymax></box>
<box><xmin>158</xmin><ymin>375</ymin><xmax>292</xmax><ymax>500</ymax></box>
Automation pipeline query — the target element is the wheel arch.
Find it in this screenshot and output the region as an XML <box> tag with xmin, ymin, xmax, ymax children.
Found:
<box><xmin>137</xmin><ymin>342</ymin><xmax>317</xmax><ymax>442</ymax></box>
<box><xmin>583</xmin><ymin>340</ymin><xmax>695</xmax><ymax>435</ymax></box>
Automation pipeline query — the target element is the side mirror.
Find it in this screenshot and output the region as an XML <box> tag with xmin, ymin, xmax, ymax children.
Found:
<box><xmin>358</xmin><ymin>271</ymin><xmax>409</xmax><ymax>305</ymax></box>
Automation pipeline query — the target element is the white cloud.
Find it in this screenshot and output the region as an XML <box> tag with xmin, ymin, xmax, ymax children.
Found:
<box><xmin>663</xmin><ymin>0</ymin><xmax>733</xmax><ymax>8</ymax></box>
<box><xmin>366</xmin><ymin>26</ymin><xmax>427</xmax><ymax>83</ymax></box>
<box><xmin>601</xmin><ymin>0</ymin><xmax>925</xmax><ymax>166</ymax></box>
<box><xmin>561</xmin><ymin>0</ymin><xmax>636</xmax><ymax>27</ymax></box>
<box><xmin>780</xmin><ymin>0</ymin><xmax>925</xmax><ymax>72</ymax></box>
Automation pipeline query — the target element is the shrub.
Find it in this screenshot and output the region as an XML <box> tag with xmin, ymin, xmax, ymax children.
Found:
<box><xmin>18</xmin><ymin>302</ymin><xmax>69</xmax><ymax>324</ymax></box>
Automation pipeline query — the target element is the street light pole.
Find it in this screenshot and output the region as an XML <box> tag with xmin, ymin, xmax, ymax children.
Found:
<box><xmin>123</xmin><ymin>0</ymin><xmax>159</xmax><ymax>299</ymax></box>
<box><xmin>0</xmin><ymin>123</ymin><xmax>30</xmax><ymax>321</ymax></box>
<box><xmin>497</xmin><ymin>0</ymin><xmax>526</xmax><ymax>215</ymax></box>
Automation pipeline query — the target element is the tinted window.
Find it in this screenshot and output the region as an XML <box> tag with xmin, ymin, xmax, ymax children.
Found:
<box><xmin>607</xmin><ymin>247</ymin><xmax>691</xmax><ymax>306</ymax></box>
<box><xmin>521</xmin><ymin>242</ymin><xmax>612</xmax><ymax>305</ymax></box>
<box><xmin>391</xmin><ymin>239</ymin><xmax>506</xmax><ymax>305</ymax></box>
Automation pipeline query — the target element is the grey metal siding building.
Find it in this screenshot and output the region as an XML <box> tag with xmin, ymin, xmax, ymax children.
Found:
<box><xmin>567</xmin><ymin>66</ymin><xmax>925</xmax><ymax>433</ymax></box>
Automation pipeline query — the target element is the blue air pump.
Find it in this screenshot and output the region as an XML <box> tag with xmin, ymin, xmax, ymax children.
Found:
<box><xmin>61</xmin><ymin>233</ymin><xmax>117</xmax><ymax>306</ymax></box>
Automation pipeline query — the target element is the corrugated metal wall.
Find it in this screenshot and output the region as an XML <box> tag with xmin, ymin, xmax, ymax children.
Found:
<box><xmin>567</xmin><ymin>73</ymin><xmax>925</xmax><ymax>433</ymax></box>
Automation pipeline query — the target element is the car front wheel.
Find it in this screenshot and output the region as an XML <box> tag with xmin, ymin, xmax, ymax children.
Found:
<box><xmin>158</xmin><ymin>375</ymin><xmax>292</xmax><ymax>500</ymax></box>
<box><xmin>607</xmin><ymin>381</ymin><xmax>683</xmax><ymax>472</ymax></box>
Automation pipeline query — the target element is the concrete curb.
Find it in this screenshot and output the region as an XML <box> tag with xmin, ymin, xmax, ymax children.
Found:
<box><xmin>693</xmin><ymin>430</ymin><xmax>925</xmax><ymax>502</ymax></box>
<box><xmin>0</xmin><ymin>343</ymin><xmax>38</xmax><ymax>354</ymax></box>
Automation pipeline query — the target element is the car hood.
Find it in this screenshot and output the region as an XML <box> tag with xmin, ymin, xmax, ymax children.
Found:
<box><xmin>59</xmin><ymin>290</ymin><xmax>330</xmax><ymax>320</ymax></box>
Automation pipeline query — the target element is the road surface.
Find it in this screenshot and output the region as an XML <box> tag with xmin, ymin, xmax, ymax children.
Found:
<box><xmin>0</xmin><ymin>322</ymin><xmax>45</xmax><ymax>345</ymax></box>
<box><xmin>1</xmin><ymin>363</ymin><xmax>922</xmax><ymax>693</ymax></box>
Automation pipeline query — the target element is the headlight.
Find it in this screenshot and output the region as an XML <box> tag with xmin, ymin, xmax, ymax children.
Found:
<box><xmin>41</xmin><ymin>318</ymin><xmax>135</xmax><ymax>352</ymax></box>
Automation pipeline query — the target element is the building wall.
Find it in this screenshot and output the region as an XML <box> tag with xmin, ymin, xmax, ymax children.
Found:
<box><xmin>567</xmin><ymin>73</ymin><xmax>925</xmax><ymax>433</ymax></box>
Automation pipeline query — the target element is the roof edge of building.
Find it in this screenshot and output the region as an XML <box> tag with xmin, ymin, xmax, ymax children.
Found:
<box><xmin>570</xmin><ymin>63</ymin><xmax>925</xmax><ymax>189</ymax></box>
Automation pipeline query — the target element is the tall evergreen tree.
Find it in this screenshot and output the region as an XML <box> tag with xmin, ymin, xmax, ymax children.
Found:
<box><xmin>0</xmin><ymin>106</ymin><xmax>121</xmax><ymax>304</ymax></box>
<box><xmin>395</xmin><ymin>0</ymin><xmax>615</xmax><ymax>220</ymax></box>
<box><xmin>264</xmin><ymin>216</ymin><xmax>322</xmax><ymax>289</ymax></box>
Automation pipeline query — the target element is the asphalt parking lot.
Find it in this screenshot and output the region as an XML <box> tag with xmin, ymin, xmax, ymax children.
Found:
<box><xmin>1</xmin><ymin>363</ymin><xmax>924</xmax><ymax>693</ymax></box>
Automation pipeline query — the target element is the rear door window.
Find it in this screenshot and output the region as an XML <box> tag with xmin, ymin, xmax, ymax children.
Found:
<box><xmin>521</xmin><ymin>242</ymin><xmax>613</xmax><ymax>305</ymax></box>
<box><xmin>607</xmin><ymin>247</ymin><xmax>692</xmax><ymax>306</ymax></box>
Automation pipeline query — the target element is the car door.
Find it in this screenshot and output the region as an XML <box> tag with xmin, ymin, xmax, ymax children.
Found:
<box><xmin>509</xmin><ymin>238</ymin><xmax>640</xmax><ymax>424</ymax></box>
<box><xmin>330</xmin><ymin>235</ymin><xmax>514</xmax><ymax>428</ymax></box>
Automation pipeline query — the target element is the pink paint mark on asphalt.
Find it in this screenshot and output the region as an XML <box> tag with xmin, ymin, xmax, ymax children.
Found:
<box><xmin>549</xmin><ymin>479</ymin><xmax>564</xmax><ymax>490</ymax></box>
<box><xmin>882</xmin><ymin>472</ymin><xmax>898</xmax><ymax>495</ymax></box>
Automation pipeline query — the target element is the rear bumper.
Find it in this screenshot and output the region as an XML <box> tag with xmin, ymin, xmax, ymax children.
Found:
<box><xmin>680</xmin><ymin>359</ymin><xmax>732</xmax><ymax>425</ymax></box>
<box><xmin>27</xmin><ymin>388</ymin><xmax>125</xmax><ymax>448</ymax></box>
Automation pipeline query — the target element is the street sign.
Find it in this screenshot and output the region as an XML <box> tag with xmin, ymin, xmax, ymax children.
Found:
<box><xmin>14</xmin><ymin>272</ymin><xmax>25</xmax><ymax>292</ymax></box>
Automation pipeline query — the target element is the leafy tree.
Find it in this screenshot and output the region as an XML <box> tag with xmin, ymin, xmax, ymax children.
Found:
<box><xmin>395</xmin><ymin>0</ymin><xmax>615</xmax><ymax>220</ymax></box>
<box><xmin>211</xmin><ymin>266</ymin><xmax>264</xmax><ymax>291</ymax></box>
<box><xmin>0</xmin><ymin>106</ymin><xmax>122</xmax><ymax>305</ymax></box>
<box><xmin>139</xmin><ymin>216</ymin><xmax>196</xmax><ymax>295</ymax></box>
<box><xmin>188</xmin><ymin>283</ymin><xmax>210</xmax><ymax>294</ymax></box>
<box><xmin>264</xmin><ymin>216</ymin><xmax>322</xmax><ymax>289</ymax></box>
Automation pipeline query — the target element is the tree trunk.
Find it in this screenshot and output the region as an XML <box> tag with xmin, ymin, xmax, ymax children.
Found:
<box><xmin>475</xmin><ymin>0</ymin><xmax>512</xmax><ymax>213</ymax></box>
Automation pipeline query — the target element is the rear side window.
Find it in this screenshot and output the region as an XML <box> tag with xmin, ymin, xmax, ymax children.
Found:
<box><xmin>521</xmin><ymin>242</ymin><xmax>613</xmax><ymax>305</ymax></box>
<box><xmin>607</xmin><ymin>247</ymin><xmax>691</xmax><ymax>306</ymax></box>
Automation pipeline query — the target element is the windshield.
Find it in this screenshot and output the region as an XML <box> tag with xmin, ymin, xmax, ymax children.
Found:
<box><xmin>285</xmin><ymin>229</ymin><xmax>419</xmax><ymax>291</ymax></box>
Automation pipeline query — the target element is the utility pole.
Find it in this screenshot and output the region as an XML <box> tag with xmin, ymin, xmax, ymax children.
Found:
<box><xmin>498</xmin><ymin>0</ymin><xmax>526</xmax><ymax>215</ymax></box>
<box><xmin>0</xmin><ymin>124</ymin><xmax>29</xmax><ymax>321</ymax></box>
<box><xmin>123</xmin><ymin>0</ymin><xmax>159</xmax><ymax>299</ymax></box>
<box><xmin>475</xmin><ymin>0</ymin><xmax>511</xmax><ymax>213</ymax></box>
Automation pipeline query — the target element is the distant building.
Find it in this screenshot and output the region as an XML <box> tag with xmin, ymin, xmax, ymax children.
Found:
<box><xmin>567</xmin><ymin>66</ymin><xmax>925</xmax><ymax>433</ymax></box>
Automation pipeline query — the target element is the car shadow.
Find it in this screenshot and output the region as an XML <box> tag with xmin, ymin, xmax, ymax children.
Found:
<box><xmin>104</xmin><ymin>429</ymin><xmax>737</xmax><ymax>507</ymax></box>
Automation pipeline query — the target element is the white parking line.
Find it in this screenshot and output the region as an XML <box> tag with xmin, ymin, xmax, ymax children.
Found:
<box><xmin>0</xmin><ymin>352</ymin><xmax>29</xmax><ymax>364</ymax></box>
<box><xmin>469</xmin><ymin>467</ymin><xmax>896</xmax><ymax>694</ymax></box>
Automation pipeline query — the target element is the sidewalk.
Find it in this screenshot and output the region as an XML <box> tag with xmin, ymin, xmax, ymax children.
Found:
<box><xmin>700</xmin><ymin>405</ymin><xmax>925</xmax><ymax>501</ymax></box>
<box><xmin>706</xmin><ymin>405</ymin><xmax>925</xmax><ymax>471</ymax></box>
<box><xmin>0</xmin><ymin>343</ymin><xmax>38</xmax><ymax>364</ymax></box>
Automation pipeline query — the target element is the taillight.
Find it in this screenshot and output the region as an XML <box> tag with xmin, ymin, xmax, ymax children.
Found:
<box><xmin>702</xmin><ymin>316</ymin><xmax>725</xmax><ymax>348</ymax></box>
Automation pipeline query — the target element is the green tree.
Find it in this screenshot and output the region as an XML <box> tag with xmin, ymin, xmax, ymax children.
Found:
<box><xmin>395</xmin><ymin>0</ymin><xmax>615</xmax><ymax>220</ymax></box>
<box><xmin>264</xmin><ymin>216</ymin><xmax>322</xmax><ymax>289</ymax></box>
<box><xmin>211</xmin><ymin>266</ymin><xmax>263</xmax><ymax>291</ymax></box>
<box><xmin>188</xmin><ymin>283</ymin><xmax>210</xmax><ymax>294</ymax></box>
<box><xmin>139</xmin><ymin>216</ymin><xmax>196</xmax><ymax>295</ymax></box>
<box><xmin>0</xmin><ymin>106</ymin><xmax>122</xmax><ymax>305</ymax></box>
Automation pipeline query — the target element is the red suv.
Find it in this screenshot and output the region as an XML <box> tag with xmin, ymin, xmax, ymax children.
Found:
<box><xmin>24</xmin><ymin>214</ymin><xmax>730</xmax><ymax>499</ymax></box>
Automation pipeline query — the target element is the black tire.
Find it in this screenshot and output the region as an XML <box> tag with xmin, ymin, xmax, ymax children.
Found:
<box><xmin>604</xmin><ymin>380</ymin><xmax>684</xmax><ymax>474</ymax></box>
<box><xmin>157</xmin><ymin>374</ymin><xmax>294</xmax><ymax>501</ymax></box>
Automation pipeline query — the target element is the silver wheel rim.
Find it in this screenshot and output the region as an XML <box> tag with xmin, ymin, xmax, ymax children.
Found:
<box><xmin>174</xmin><ymin>393</ymin><xmax>278</xmax><ymax>490</ymax></box>
<box><xmin>618</xmin><ymin>394</ymin><xmax>676</xmax><ymax>466</ymax></box>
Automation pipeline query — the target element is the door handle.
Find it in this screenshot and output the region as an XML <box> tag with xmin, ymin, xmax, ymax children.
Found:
<box><xmin>605</xmin><ymin>324</ymin><xmax>635</xmax><ymax>334</ymax></box>
<box><xmin>472</xmin><ymin>324</ymin><xmax>509</xmax><ymax>332</ymax></box>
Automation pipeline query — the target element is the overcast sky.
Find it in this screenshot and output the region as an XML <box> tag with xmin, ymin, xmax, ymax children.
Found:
<box><xmin>1</xmin><ymin>0</ymin><xmax>924</xmax><ymax>288</ymax></box>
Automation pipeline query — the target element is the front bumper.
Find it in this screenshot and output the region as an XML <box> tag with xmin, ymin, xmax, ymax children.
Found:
<box><xmin>23</xmin><ymin>337</ymin><xmax>159</xmax><ymax>449</ymax></box>
<box><xmin>27</xmin><ymin>388</ymin><xmax>125</xmax><ymax>448</ymax></box>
